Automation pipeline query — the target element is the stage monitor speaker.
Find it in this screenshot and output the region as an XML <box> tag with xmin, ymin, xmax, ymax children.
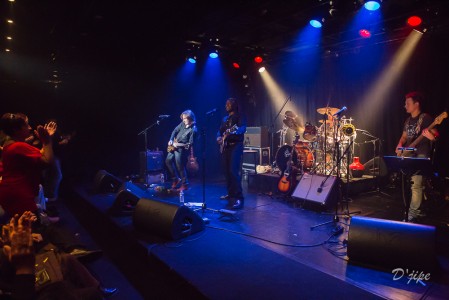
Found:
<box><xmin>291</xmin><ymin>174</ymin><xmax>337</xmax><ymax>206</ymax></box>
<box><xmin>244</xmin><ymin>126</ymin><xmax>269</xmax><ymax>148</ymax></box>
<box><xmin>93</xmin><ymin>170</ymin><xmax>123</xmax><ymax>194</ymax></box>
<box><xmin>109</xmin><ymin>182</ymin><xmax>150</xmax><ymax>216</ymax></box>
<box><xmin>133</xmin><ymin>198</ymin><xmax>205</xmax><ymax>240</ymax></box>
<box><xmin>348</xmin><ymin>216</ymin><xmax>437</xmax><ymax>272</ymax></box>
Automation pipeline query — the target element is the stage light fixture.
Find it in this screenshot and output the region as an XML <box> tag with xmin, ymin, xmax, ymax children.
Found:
<box><xmin>209</xmin><ymin>51</ymin><xmax>218</xmax><ymax>59</ymax></box>
<box><xmin>254</xmin><ymin>56</ymin><xmax>263</xmax><ymax>63</ymax></box>
<box><xmin>232</xmin><ymin>62</ymin><xmax>240</xmax><ymax>69</ymax></box>
<box><xmin>407</xmin><ymin>16</ymin><xmax>422</xmax><ymax>27</ymax></box>
<box><xmin>364</xmin><ymin>1</ymin><xmax>380</xmax><ymax>11</ymax></box>
<box><xmin>185</xmin><ymin>41</ymin><xmax>201</xmax><ymax>64</ymax></box>
<box><xmin>258</xmin><ymin>66</ymin><xmax>266</xmax><ymax>73</ymax></box>
<box><xmin>309</xmin><ymin>19</ymin><xmax>323</xmax><ymax>28</ymax></box>
<box><xmin>359</xmin><ymin>29</ymin><xmax>371</xmax><ymax>38</ymax></box>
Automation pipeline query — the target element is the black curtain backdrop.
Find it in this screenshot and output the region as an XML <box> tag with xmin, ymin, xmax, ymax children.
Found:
<box><xmin>1</xmin><ymin>32</ymin><xmax>448</xmax><ymax>179</ymax></box>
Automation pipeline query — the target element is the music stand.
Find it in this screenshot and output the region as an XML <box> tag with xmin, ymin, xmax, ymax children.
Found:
<box><xmin>383</xmin><ymin>156</ymin><xmax>433</xmax><ymax>222</ymax></box>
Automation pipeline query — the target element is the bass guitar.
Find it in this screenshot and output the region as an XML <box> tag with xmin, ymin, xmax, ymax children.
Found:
<box><xmin>167</xmin><ymin>138</ymin><xmax>191</xmax><ymax>153</ymax></box>
<box><xmin>398</xmin><ymin>111</ymin><xmax>447</xmax><ymax>157</ymax></box>
<box><xmin>220</xmin><ymin>124</ymin><xmax>238</xmax><ymax>154</ymax></box>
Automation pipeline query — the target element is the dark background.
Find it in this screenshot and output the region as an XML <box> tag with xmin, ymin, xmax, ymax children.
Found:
<box><xmin>1</xmin><ymin>0</ymin><xmax>448</xmax><ymax>179</ymax></box>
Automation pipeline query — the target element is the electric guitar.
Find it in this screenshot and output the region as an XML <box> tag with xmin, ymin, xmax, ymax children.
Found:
<box><xmin>167</xmin><ymin>138</ymin><xmax>191</xmax><ymax>153</ymax></box>
<box><xmin>186</xmin><ymin>146</ymin><xmax>199</xmax><ymax>174</ymax></box>
<box><xmin>398</xmin><ymin>111</ymin><xmax>447</xmax><ymax>157</ymax></box>
<box><xmin>220</xmin><ymin>124</ymin><xmax>238</xmax><ymax>154</ymax></box>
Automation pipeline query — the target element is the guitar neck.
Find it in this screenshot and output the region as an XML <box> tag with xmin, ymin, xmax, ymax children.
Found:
<box><xmin>408</xmin><ymin>120</ymin><xmax>437</xmax><ymax>148</ymax></box>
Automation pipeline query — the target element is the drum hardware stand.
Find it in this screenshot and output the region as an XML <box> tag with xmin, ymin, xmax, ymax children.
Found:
<box><xmin>357</xmin><ymin>130</ymin><xmax>392</xmax><ymax>199</ymax></box>
<box><xmin>311</xmin><ymin>120</ymin><xmax>360</xmax><ymax>230</ymax></box>
<box><xmin>269</xmin><ymin>95</ymin><xmax>291</xmax><ymax>166</ymax></box>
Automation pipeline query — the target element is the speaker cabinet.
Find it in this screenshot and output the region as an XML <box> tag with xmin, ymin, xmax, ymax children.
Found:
<box><xmin>140</xmin><ymin>151</ymin><xmax>164</xmax><ymax>178</ymax></box>
<box><xmin>93</xmin><ymin>170</ymin><xmax>123</xmax><ymax>194</ymax></box>
<box><xmin>244</xmin><ymin>126</ymin><xmax>269</xmax><ymax>148</ymax></box>
<box><xmin>348</xmin><ymin>216</ymin><xmax>437</xmax><ymax>272</ymax></box>
<box><xmin>291</xmin><ymin>174</ymin><xmax>337</xmax><ymax>206</ymax></box>
<box><xmin>109</xmin><ymin>182</ymin><xmax>150</xmax><ymax>216</ymax></box>
<box><xmin>243</xmin><ymin>147</ymin><xmax>270</xmax><ymax>173</ymax></box>
<box><xmin>133</xmin><ymin>198</ymin><xmax>205</xmax><ymax>240</ymax></box>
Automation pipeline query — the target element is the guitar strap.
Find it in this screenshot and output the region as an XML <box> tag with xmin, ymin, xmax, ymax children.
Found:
<box><xmin>175</xmin><ymin>126</ymin><xmax>192</xmax><ymax>142</ymax></box>
<box><xmin>406</xmin><ymin>113</ymin><xmax>425</xmax><ymax>139</ymax></box>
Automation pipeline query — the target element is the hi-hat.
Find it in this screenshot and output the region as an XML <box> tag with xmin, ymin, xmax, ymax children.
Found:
<box><xmin>317</xmin><ymin>107</ymin><xmax>339</xmax><ymax>115</ymax></box>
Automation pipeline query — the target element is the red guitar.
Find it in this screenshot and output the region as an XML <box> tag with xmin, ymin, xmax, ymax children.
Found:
<box><xmin>186</xmin><ymin>147</ymin><xmax>199</xmax><ymax>175</ymax></box>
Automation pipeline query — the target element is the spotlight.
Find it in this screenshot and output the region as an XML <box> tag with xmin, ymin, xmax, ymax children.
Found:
<box><xmin>258</xmin><ymin>66</ymin><xmax>266</xmax><ymax>73</ymax></box>
<box><xmin>254</xmin><ymin>56</ymin><xmax>263</xmax><ymax>63</ymax></box>
<box><xmin>407</xmin><ymin>16</ymin><xmax>422</xmax><ymax>27</ymax></box>
<box><xmin>309</xmin><ymin>19</ymin><xmax>323</xmax><ymax>28</ymax></box>
<box><xmin>232</xmin><ymin>62</ymin><xmax>240</xmax><ymax>69</ymax></box>
<box><xmin>359</xmin><ymin>29</ymin><xmax>371</xmax><ymax>38</ymax></box>
<box><xmin>185</xmin><ymin>41</ymin><xmax>200</xmax><ymax>64</ymax></box>
<box><xmin>364</xmin><ymin>1</ymin><xmax>380</xmax><ymax>11</ymax></box>
<box><xmin>209</xmin><ymin>50</ymin><xmax>219</xmax><ymax>59</ymax></box>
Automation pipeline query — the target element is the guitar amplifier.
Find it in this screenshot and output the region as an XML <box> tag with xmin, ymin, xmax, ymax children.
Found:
<box><xmin>140</xmin><ymin>151</ymin><xmax>164</xmax><ymax>177</ymax></box>
<box><xmin>244</xmin><ymin>127</ymin><xmax>269</xmax><ymax>148</ymax></box>
<box><xmin>243</xmin><ymin>147</ymin><xmax>270</xmax><ymax>173</ymax></box>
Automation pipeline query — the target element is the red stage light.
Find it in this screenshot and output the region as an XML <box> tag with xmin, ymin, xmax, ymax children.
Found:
<box><xmin>359</xmin><ymin>29</ymin><xmax>371</xmax><ymax>38</ymax></box>
<box><xmin>407</xmin><ymin>16</ymin><xmax>422</xmax><ymax>27</ymax></box>
<box><xmin>254</xmin><ymin>56</ymin><xmax>263</xmax><ymax>63</ymax></box>
<box><xmin>232</xmin><ymin>62</ymin><xmax>240</xmax><ymax>69</ymax></box>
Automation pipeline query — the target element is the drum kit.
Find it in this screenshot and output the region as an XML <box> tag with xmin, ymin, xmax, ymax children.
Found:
<box><xmin>275</xmin><ymin>106</ymin><xmax>358</xmax><ymax>177</ymax></box>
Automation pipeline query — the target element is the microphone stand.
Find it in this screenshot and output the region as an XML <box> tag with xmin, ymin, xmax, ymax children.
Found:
<box><xmin>357</xmin><ymin>130</ymin><xmax>392</xmax><ymax>198</ymax></box>
<box><xmin>137</xmin><ymin>117</ymin><xmax>165</xmax><ymax>183</ymax></box>
<box><xmin>311</xmin><ymin>116</ymin><xmax>359</xmax><ymax>230</ymax></box>
<box><xmin>270</xmin><ymin>95</ymin><xmax>290</xmax><ymax>166</ymax></box>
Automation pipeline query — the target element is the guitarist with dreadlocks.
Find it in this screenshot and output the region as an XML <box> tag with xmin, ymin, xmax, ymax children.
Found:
<box><xmin>395</xmin><ymin>91</ymin><xmax>442</xmax><ymax>222</ymax></box>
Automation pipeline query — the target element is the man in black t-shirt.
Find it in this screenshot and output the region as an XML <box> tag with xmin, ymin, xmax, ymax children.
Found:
<box><xmin>395</xmin><ymin>91</ymin><xmax>439</xmax><ymax>222</ymax></box>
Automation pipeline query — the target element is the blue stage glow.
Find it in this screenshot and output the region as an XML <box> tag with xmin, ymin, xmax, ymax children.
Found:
<box><xmin>364</xmin><ymin>1</ymin><xmax>380</xmax><ymax>11</ymax></box>
<box><xmin>309</xmin><ymin>20</ymin><xmax>322</xmax><ymax>28</ymax></box>
<box><xmin>209</xmin><ymin>52</ymin><xmax>219</xmax><ymax>59</ymax></box>
<box><xmin>188</xmin><ymin>57</ymin><xmax>196</xmax><ymax>64</ymax></box>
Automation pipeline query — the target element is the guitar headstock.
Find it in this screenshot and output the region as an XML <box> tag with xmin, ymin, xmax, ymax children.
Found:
<box><xmin>435</xmin><ymin>111</ymin><xmax>448</xmax><ymax>125</ymax></box>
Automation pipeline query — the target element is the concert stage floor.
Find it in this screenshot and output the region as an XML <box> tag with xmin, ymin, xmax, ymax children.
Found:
<box><xmin>65</xmin><ymin>176</ymin><xmax>449</xmax><ymax>299</ymax></box>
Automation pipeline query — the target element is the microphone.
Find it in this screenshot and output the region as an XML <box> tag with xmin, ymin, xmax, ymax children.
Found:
<box><xmin>159</xmin><ymin>115</ymin><xmax>170</xmax><ymax>119</ymax></box>
<box><xmin>206</xmin><ymin>108</ymin><xmax>217</xmax><ymax>115</ymax></box>
<box><xmin>317</xmin><ymin>179</ymin><xmax>325</xmax><ymax>193</ymax></box>
<box><xmin>332</xmin><ymin>106</ymin><xmax>347</xmax><ymax>117</ymax></box>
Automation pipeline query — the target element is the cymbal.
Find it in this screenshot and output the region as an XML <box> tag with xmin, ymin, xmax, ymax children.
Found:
<box><xmin>284</xmin><ymin>110</ymin><xmax>297</xmax><ymax>118</ymax></box>
<box><xmin>283</xmin><ymin>117</ymin><xmax>304</xmax><ymax>132</ymax></box>
<box><xmin>316</xmin><ymin>107</ymin><xmax>339</xmax><ymax>115</ymax></box>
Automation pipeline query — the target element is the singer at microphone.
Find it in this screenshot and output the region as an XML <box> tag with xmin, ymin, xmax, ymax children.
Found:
<box><xmin>206</xmin><ymin>108</ymin><xmax>217</xmax><ymax>115</ymax></box>
<box><xmin>332</xmin><ymin>106</ymin><xmax>347</xmax><ymax>117</ymax></box>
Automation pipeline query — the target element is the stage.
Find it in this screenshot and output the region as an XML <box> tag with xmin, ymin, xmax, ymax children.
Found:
<box><xmin>62</xmin><ymin>173</ymin><xmax>449</xmax><ymax>300</ymax></box>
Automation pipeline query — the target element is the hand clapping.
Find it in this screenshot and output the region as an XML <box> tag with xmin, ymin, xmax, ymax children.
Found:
<box><xmin>35</xmin><ymin>121</ymin><xmax>57</xmax><ymax>145</ymax></box>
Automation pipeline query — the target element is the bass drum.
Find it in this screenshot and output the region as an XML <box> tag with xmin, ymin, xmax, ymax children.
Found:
<box><xmin>275</xmin><ymin>145</ymin><xmax>297</xmax><ymax>173</ymax></box>
<box><xmin>295</xmin><ymin>142</ymin><xmax>314</xmax><ymax>170</ymax></box>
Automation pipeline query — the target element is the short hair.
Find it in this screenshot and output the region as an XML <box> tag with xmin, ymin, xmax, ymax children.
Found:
<box><xmin>405</xmin><ymin>91</ymin><xmax>425</xmax><ymax>108</ymax></box>
<box><xmin>180</xmin><ymin>110</ymin><xmax>196</xmax><ymax>123</ymax></box>
<box><xmin>226</xmin><ymin>98</ymin><xmax>239</xmax><ymax>112</ymax></box>
<box><xmin>0</xmin><ymin>113</ymin><xmax>28</xmax><ymax>136</ymax></box>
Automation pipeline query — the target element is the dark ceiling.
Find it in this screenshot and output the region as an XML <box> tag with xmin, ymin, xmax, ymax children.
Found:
<box><xmin>2</xmin><ymin>0</ymin><xmax>449</xmax><ymax>84</ymax></box>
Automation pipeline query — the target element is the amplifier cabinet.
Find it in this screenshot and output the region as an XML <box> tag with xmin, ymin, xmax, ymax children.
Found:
<box><xmin>243</xmin><ymin>147</ymin><xmax>270</xmax><ymax>173</ymax></box>
<box><xmin>140</xmin><ymin>151</ymin><xmax>164</xmax><ymax>177</ymax></box>
<box><xmin>244</xmin><ymin>126</ymin><xmax>269</xmax><ymax>148</ymax></box>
